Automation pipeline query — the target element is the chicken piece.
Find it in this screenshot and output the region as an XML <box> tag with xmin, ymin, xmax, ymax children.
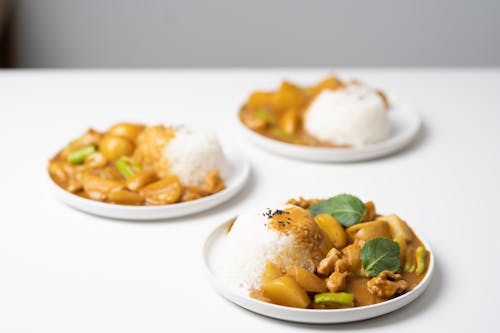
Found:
<box><xmin>326</xmin><ymin>271</ymin><xmax>348</xmax><ymax>292</ymax></box>
<box><xmin>80</xmin><ymin>173</ymin><xmax>124</xmax><ymax>201</ymax></box>
<box><xmin>203</xmin><ymin>170</ymin><xmax>225</xmax><ymax>193</ymax></box>
<box><xmin>61</xmin><ymin>129</ymin><xmax>102</xmax><ymax>159</ymax></box>
<box><xmin>317</xmin><ymin>248</ymin><xmax>342</xmax><ymax>276</ymax></box>
<box><xmin>240</xmin><ymin>111</ymin><xmax>268</xmax><ymax>131</ymax></box>
<box><xmin>126</xmin><ymin>170</ymin><xmax>157</xmax><ymax>191</ymax></box>
<box><xmin>84</xmin><ymin>152</ymin><xmax>107</xmax><ymax>169</ymax></box>
<box><xmin>334</xmin><ymin>258</ymin><xmax>351</xmax><ymax>273</ymax></box>
<box><xmin>367</xmin><ymin>270</ymin><xmax>409</xmax><ymax>299</ymax></box>
<box><xmin>286</xmin><ymin>197</ymin><xmax>321</xmax><ymax>210</ymax></box>
<box><xmin>48</xmin><ymin>161</ymin><xmax>83</xmax><ymax>193</ymax></box>
<box><xmin>180</xmin><ymin>186</ymin><xmax>204</xmax><ymax>202</ymax></box>
<box><xmin>139</xmin><ymin>176</ymin><xmax>182</xmax><ymax>205</ymax></box>
<box><xmin>249</xmin><ymin>289</ymin><xmax>271</xmax><ymax>303</ymax></box>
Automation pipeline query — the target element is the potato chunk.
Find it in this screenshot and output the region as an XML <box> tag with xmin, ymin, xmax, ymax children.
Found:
<box><xmin>107</xmin><ymin>190</ymin><xmax>144</xmax><ymax>205</ymax></box>
<box><xmin>379</xmin><ymin>214</ymin><xmax>414</xmax><ymax>242</ymax></box>
<box><xmin>108</xmin><ymin>123</ymin><xmax>145</xmax><ymax>142</ymax></box>
<box><xmin>363</xmin><ymin>201</ymin><xmax>377</xmax><ymax>222</ymax></box>
<box><xmin>261</xmin><ymin>276</ymin><xmax>310</xmax><ymax>308</ymax></box>
<box><xmin>246</xmin><ymin>91</ymin><xmax>273</xmax><ymax>110</ymax></box>
<box><xmin>345</xmin><ymin>220</ymin><xmax>391</xmax><ymax>243</ymax></box>
<box><xmin>314</xmin><ymin>214</ymin><xmax>347</xmax><ymax>249</ymax></box>
<box><xmin>99</xmin><ymin>135</ymin><xmax>134</xmax><ymax>160</ymax></box>
<box><xmin>271</xmin><ymin>81</ymin><xmax>306</xmax><ymax>111</ymax></box>
<box><xmin>278</xmin><ymin>109</ymin><xmax>299</xmax><ymax>135</ymax></box>
<box><xmin>262</xmin><ymin>261</ymin><xmax>283</xmax><ymax>285</ymax></box>
<box><xmin>286</xmin><ymin>266</ymin><xmax>327</xmax><ymax>293</ymax></box>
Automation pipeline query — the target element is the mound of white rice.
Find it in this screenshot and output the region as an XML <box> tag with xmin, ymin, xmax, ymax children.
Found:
<box><xmin>219</xmin><ymin>208</ymin><xmax>319</xmax><ymax>291</ymax></box>
<box><xmin>164</xmin><ymin>126</ymin><xmax>229</xmax><ymax>187</ymax></box>
<box><xmin>304</xmin><ymin>85</ymin><xmax>390</xmax><ymax>147</ymax></box>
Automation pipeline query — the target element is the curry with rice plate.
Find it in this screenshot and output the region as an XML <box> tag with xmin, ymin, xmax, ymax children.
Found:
<box><xmin>239</xmin><ymin>76</ymin><xmax>391</xmax><ymax>148</ymax></box>
<box><xmin>48</xmin><ymin>123</ymin><xmax>229</xmax><ymax>206</ymax></box>
<box><xmin>220</xmin><ymin>194</ymin><xmax>429</xmax><ymax>309</ymax></box>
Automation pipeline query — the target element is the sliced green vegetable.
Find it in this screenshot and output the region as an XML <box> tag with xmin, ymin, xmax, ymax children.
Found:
<box><xmin>404</xmin><ymin>247</ymin><xmax>415</xmax><ymax>273</ymax></box>
<box><xmin>308</xmin><ymin>194</ymin><xmax>366</xmax><ymax>227</ymax></box>
<box><xmin>115</xmin><ymin>156</ymin><xmax>142</xmax><ymax>178</ymax></box>
<box><xmin>361</xmin><ymin>237</ymin><xmax>400</xmax><ymax>277</ymax></box>
<box><xmin>254</xmin><ymin>109</ymin><xmax>276</xmax><ymax>124</ymax></box>
<box><xmin>415</xmin><ymin>246</ymin><xmax>427</xmax><ymax>275</ymax></box>
<box><xmin>314</xmin><ymin>292</ymin><xmax>354</xmax><ymax>306</ymax></box>
<box><xmin>271</xmin><ymin>128</ymin><xmax>294</xmax><ymax>141</ymax></box>
<box><xmin>67</xmin><ymin>145</ymin><xmax>96</xmax><ymax>164</ymax></box>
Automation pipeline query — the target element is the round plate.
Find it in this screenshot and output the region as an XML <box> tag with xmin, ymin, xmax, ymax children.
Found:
<box><xmin>238</xmin><ymin>103</ymin><xmax>421</xmax><ymax>162</ymax></box>
<box><xmin>48</xmin><ymin>150</ymin><xmax>250</xmax><ymax>220</ymax></box>
<box><xmin>203</xmin><ymin>219</ymin><xmax>434</xmax><ymax>324</ymax></box>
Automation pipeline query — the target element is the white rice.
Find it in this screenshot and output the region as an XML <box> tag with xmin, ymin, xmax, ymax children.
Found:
<box><xmin>219</xmin><ymin>208</ymin><xmax>317</xmax><ymax>291</ymax></box>
<box><xmin>163</xmin><ymin>126</ymin><xmax>229</xmax><ymax>187</ymax></box>
<box><xmin>304</xmin><ymin>85</ymin><xmax>391</xmax><ymax>147</ymax></box>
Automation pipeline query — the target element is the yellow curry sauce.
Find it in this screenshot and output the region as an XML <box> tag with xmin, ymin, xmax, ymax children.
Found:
<box><xmin>48</xmin><ymin>123</ymin><xmax>225</xmax><ymax>206</ymax></box>
<box><xmin>239</xmin><ymin>76</ymin><xmax>389</xmax><ymax>147</ymax></box>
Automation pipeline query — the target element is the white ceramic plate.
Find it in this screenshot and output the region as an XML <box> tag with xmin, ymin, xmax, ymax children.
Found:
<box><xmin>239</xmin><ymin>103</ymin><xmax>421</xmax><ymax>162</ymax></box>
<box><xmin>48</xmin><ymin>150</ymin><xmax>250</xmax><ymax>220</ymax></box>
<box><xmin>203</xmin><ymin>219</ymin><xmax>434</xmax><ymax>324</ymax></box>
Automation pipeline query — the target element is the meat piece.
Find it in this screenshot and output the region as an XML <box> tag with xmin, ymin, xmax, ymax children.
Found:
<box><xmin>317</xmin><ymin>248</ymin><xmax>342</xmax><ymax>276</ymax></box>
<box><xmin>203</xmin><ymin>170</ymin><xmax>225</xmax><ymax>193</ymax></box>
<box><xmin>180</xmin><ymin>186</ymin><xmax>204</xmax><ymax>202</ymax></box>
<box><xmin>334</xmin><ymin>258</ymin><xmax>351</xmax><ymax>273</ymax></box>
<box><xmin>286</xmin><ymin>197</ymin><xmax>321</xmax><ymax>210</ymax></box>
<box><xmin>367</xmin><ymin>270</ymin><xmax>409</xmax><ymax>298</ymax></box>
<box><xmin>240</xmin><ymin>112</ymin><xmax>267</xmax><ymax>131</ymax></box>
<box><xmin>326</xmin><ymin>271</ymin><xmax>348</xmax><ymax>292</ymax></box>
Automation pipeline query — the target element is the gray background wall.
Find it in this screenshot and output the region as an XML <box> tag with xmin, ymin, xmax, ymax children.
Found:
<box><xmin>13</xmin><ymin>0</ymin><xmax>500</xmax><ymax>67</ymax></box>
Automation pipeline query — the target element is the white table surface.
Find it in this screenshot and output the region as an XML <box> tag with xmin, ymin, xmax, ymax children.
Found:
<box><xmin>0</xmin><ymin>69</ymin><xmax>499</xmax><ymax>332</ymax></box>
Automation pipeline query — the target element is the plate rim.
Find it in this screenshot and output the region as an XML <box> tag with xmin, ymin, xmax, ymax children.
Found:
<box><xmin>237</xmin><ymin>102</ymin><xmax>421</xmax><ymax>162</ymax></box>
<box><xmin>47</xmin><ymin>150</ymin><xmax>251</xmax><ymax>220</ymax></box>
<box><xmin>203</xmin><ymin>217</ymin><xmax>434</xmax><ymax>323</ymax></box>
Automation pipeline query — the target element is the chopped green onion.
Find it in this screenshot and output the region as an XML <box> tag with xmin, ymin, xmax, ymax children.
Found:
<box><xmin>67</xmin><ymin>146</ymin><xmax>96</xmax><ymax>164</ymax></box>
<box><xmin>115</xmin><ymin>156</ymin><xmax>142</xmax><ymax>178</ymax></box>
<box><xmin>254</xmin><ymin>109</ymin><xmax>276</xmax><ymax>124</ymax></box>
<box><xmin>415</xmin><ymin>246</ymin><xmax>427</xmax><ymax>275</ymax></box>
<box><xmin>271</xmin><ymin>128</ymin><xmax>294</xmax><ymax>141</ymax></box>
<box><xmin>314</xmin><ymin>292</ymin><xmax>354</xmax><ymax>306</ymax></box>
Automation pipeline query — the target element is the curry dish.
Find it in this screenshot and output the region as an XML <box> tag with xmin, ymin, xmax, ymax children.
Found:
<box><xmin>226</xmin><ymin>195</ymin><xmax>429</xmax><ymax>309</ymax></box>
<box><xmin>48</xmin><ymin>123</ymin><xmax>226</xmax><ymax>206</ymax></box>
<box><xmin>239</xmin><ymin>76</ymin><xmax>389</xmax><ymax>147</ymax></box>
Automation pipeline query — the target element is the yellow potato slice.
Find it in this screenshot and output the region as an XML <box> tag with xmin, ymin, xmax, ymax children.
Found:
<box><xmin>261</xmin><ymin>276</ymin><xmax>310</xmax><ymax>308</ymax></box>
<box><xmin>378</xmin><ymin>214</ymin><xmax>414</xmax><ymax>242</ymax></box>
<box><xmin>262</xmin><ymin>261</ymin><xmax>283</xmax><ymax>285</ymax></box>
<box><xmin>345</xmin><ymin>220</ymin><xmax>391</xmax><ymax>243</ymax></box>
<box><xmin>286</xmin><ymin>265</ymin><xmax>327</xmax><ymax>293</ymax></box>
<box><xmin>314</xmin><ymin>214</ymin><xmax>347</xmax><ymax>249</ymax></box>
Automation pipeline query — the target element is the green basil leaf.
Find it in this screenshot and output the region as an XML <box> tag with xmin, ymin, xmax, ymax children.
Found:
<box><xmin>361</xmin><ymin>237</ymin><xmax>400</xmax><ymax>277</ymax></box>
<box><xmin>308</xmin><ymin>194</ymin><xmax>366</xmax><ymax>227</ymax></box>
